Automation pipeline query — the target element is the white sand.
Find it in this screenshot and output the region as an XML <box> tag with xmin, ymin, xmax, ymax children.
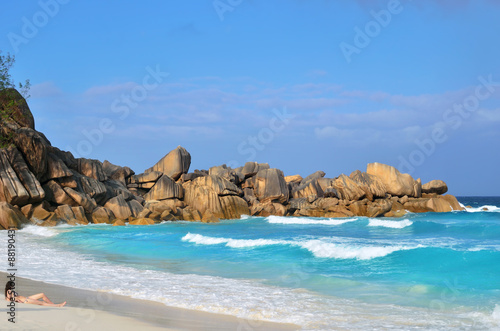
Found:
<box><xmin>0</xmin><ymin>273</ymin><xmax>299</xmax><ymax>330</ymax></box>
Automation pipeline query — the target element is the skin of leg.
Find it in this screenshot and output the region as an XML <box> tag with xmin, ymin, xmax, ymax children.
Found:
<box><xmin>28</xmin><ymin>292</ymin><xmax>54</xmax><ymax>304</ymax></box>
<box><xmin>25</xmin><ymin>298</ymin><xmax>66</xmax><ymax>307</ymax></box>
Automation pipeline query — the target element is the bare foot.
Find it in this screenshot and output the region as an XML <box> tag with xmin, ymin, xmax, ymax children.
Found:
<box><xmin>58</xmin><ymin>302</ymin><xmax>66</xmax><ymax>307</ymax></box>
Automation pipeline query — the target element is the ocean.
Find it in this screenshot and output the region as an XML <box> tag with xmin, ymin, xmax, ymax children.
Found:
<box><xmin>6</xmin><ymin>197</ymin><xmax>500</xmax><ymax>330</ymax></box>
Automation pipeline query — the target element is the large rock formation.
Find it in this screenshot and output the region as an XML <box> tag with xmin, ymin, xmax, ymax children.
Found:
<box><xmin>0</xmin><ymin>89</ymin><xmax>467</xmax><ymax>228</ymax></box>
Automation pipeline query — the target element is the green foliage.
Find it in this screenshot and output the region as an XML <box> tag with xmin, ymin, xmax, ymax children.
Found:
<box><xmin>0</xmin><ymin>50</ymin><xmax>30</xmax><ymax>122</ymax></box>
<box><xmin>0</xmin><ymin>50</ymin><xmax>30</xmax><ymax>148</ymax></box>
<box><xmin>0</xmin><ymin>51</ymin><xmax>31</xmax><ymax>97</ymax></box>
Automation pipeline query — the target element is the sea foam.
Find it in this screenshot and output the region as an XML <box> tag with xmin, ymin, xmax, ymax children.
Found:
<box><xmin>19</xmin><ymin>225</ymin><xmax>60</xmax><ymax>237</ymax></box>
<box><xmin>182</xmin><ymin>233</ymin><xmax>418</xmax><ymax>260</ymax></box>
<box><xmin>267</xmin><ymin>215</ymin><xmax>358</xmax><ymax>226</ymax></box>
<box><xmin>462</xmin><ymin>204</ymin><xmax>500</xmax><ymax>213</ymax></box>
<box><xmin>368</xmin><ymin>218</ymin><xmax>413</xmax><ymax>229</ymax></box>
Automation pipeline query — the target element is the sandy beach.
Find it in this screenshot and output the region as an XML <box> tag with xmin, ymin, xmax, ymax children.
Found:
<box><xmin>0</xmin><ymin>272</ymin><xmax>299</xmax><ymax>331</ymax></box>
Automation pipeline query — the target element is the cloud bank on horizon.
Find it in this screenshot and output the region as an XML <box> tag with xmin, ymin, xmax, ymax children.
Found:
<box><xmin>1</xmin><ymin>0</ymin><xmax>499</xmax><ymax>195</ymax></box>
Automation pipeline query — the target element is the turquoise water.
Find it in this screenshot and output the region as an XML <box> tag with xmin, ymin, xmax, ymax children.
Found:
<box><xmin>11</xmin><ymin>197</ymin><xmax>500</xmax><ymax>330</ymax></box>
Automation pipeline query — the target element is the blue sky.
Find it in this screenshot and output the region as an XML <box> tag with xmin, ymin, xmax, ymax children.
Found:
<box><xmin>1</xmin><ymin>0</ymin><xmax>499</xmax><ymax>195</ymax></box>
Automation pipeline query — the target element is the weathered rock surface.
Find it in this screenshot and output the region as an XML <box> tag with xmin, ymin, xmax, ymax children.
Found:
<box><xmin>0</xmin><ymin>148</ymin><xmax>30</xmax><ymax>205</ymax></box>
<box><xmin>6</xmin><ymin>147</ymin><xmax>45</xmax><ymax>203</ymax></box>
<box><xmin>292</xmin><ymin>179</ymin><xmax>324</xmax><ymax>199</ymax></box>
<box><xmin>128</xmin><ymin>171</ymin><xmax>163</xmax><ymax>184</ymax></box>
<box><xmin>144</xmin><ymin>175</ymin><xmax>184</xmax><ymax>201</ymax></box>
<box><xmin>45</xmin><ymin>153</ymin><xmax>73</xmax><ymax>181</ymax></box>
<box><xmin>1</xmin><ymin>121</ymin><xmax>50</xmax><ymax>179</ymax></box>
<box><xmin>0</xmin><ymin>201</ymin><xmax>30</xmax><ymax>229</ymax></box>
<box><xmin>145</xmin><ymin>146</ymin><xmax>191</xmax><ymax>180</ymax></box>
<box><xmin>367</xmin><ymin>162</ymin><xmax>421</xmax><ymax>197</ymax></box>
<box><xmin>285</xmin><ymin>175</ymin><xmax>303</xmax><ymax>184</ymax></box>
<box><xmin>77</xmin><ymin>158</ymin><xmax>107</xmax><ymax>181</ymax></box>
<box><xmin>91</xmin><ymin>206</ymin><xmax>115</xmax><ymax>224</ymax></box>
<box><xmin>349</xmin><ymin>170</ymin><xmax>387</xmax><ymax>200</ymax></box>
<box><xmin>241</xmin><ymin>162</ymin><xmax>270</xmax><ymax>178</ymax></box>
<box><xmin>422</xmin><ymin>180</ymin><xmax>448</xmax><ymax>195</ymax></box>
<box><xmin>104</xmin><ymin>195</ymin><xmax>132</xmax><ymax>220</ymax></box>
<box><xmin>103</xmin><ymin>160</ymin><xmax>134</xmax><ymax>185</ymax></box>
<box><xmin>64</xmin><ymin>187</ymin><xmax>97</xmax><ymax>213</ymax></box>
<box><xmin>331</xmin><ymin>175</ymin><xmax>366</xmax><ymax>201</ymax></box>
<box><xmin>254</xmin><ymin>169</ymin><xmax>289</xmax><ymax>204</ymax></box>
<box><xmin>43</xmin><ymin>180</ymin><xmax>77</xmax><ymax>206</ymax></box>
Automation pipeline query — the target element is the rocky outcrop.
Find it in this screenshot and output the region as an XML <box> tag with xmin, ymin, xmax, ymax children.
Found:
<box><xmin>422</xmin><ymin>180</ymin><xmax>448</xmax><ymax>195</ymax></box>
<box><xmin>0</xmin><ymin>89</ymin><xmax>468</xmax><ymax>228</ymax></box>
<box><xmin>145</xmin><ymin>146</ymin><xmax>191</xmax><ymax>180</ymax></box>
<box><xmin>367</xmin><ymin>162</ymin><xmax>421</xmax><ymax>198</ymax></box>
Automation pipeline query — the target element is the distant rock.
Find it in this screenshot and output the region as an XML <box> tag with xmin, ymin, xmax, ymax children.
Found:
<box><xmin>422</xmin><ymin>180</ymin><xmax>448</xmax><ymax>195</ymax></box>
<box><xmin>145</xmin><ymin>146</ymin><xmax>191</xmax><ymax>180</ymax></box>
<box><xmin>367</xmin><ymin>162</ymin><xmax>421</xmax><ymax>197</ymax></box>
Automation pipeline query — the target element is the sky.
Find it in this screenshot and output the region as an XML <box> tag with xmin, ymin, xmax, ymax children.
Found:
<box><xmin>1</xmin><ymin>0</ymin><xmax>499</xmax><ymax>196</ymax></box>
